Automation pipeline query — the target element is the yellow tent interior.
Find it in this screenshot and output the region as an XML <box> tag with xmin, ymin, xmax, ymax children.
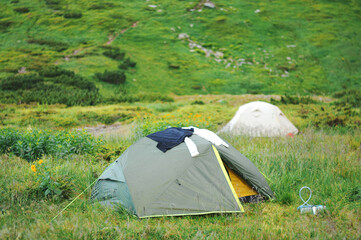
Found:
<box><xmin>224</xmin><ymin>163</ymin><xmax>259</xmax><ymax>198</ymax></box>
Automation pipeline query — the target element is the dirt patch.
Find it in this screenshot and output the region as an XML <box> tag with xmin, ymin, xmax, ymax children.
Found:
<box><xmin>106</xmin><ymin>21</ymin><xmax>139</xmax><ymax>45</ymax></box>
<box><xmin>78</xmin><ymin>123</ymin><xmax>133</xmax><ymax>137</ymax></box>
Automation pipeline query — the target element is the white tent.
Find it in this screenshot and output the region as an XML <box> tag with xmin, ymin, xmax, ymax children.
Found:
<box><xmin>220</xmin><ymin>101</ymin><xmax>298</xmax><ymax>137</ymax></box>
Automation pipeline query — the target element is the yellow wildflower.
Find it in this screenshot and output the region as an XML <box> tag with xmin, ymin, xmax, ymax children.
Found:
<box><xmin>38</xmin><ymin>160</ymin><xmax>43</xmax><ymax>164</ymax></box>
<box><xmin>31</xmin><ymin>165</ymin><xmax>37</xmax><ymax>172</ymax></box>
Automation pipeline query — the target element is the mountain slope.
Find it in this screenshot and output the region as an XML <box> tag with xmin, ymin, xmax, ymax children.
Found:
<box><xmin>1</xmin><ymin>0</ymin><xmax>360</xmax><ymax>97</ymax></box>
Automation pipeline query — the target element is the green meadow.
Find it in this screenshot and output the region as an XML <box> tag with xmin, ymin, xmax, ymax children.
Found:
<box><xmin>1</xmin><ymin>0</ymin><xmax>361</xmax><ymax>239</ymax></box>
<box><xmin>1</xmin><ymin>95</ymin><xmax>360</xmax><ymax>239</ymax></box>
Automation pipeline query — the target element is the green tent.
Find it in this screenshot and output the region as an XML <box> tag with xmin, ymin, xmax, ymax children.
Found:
<box><xmin>91</xmin><ymin>133</ymin><xmax>274</xmax><ymax>218</ymax></box>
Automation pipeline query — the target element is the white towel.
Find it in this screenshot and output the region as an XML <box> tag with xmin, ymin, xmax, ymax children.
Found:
<box><xmin>184</xmin><ymin>137</ymin><xmax>200</xmax><ymax>157</ymax></box>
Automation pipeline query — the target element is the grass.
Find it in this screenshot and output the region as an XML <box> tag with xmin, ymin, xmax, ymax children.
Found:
<box><xmin>1</xmin><ymin>129</ymin><xmax>360</xmax><ymax>239</ymax></box>
<box><xmin>1</xmin><ymin>0</ymin><xmax>361</xmax><ymax>237</ymax></box>
<box><xmin>0</xmin><ymin>95</ymin><xmax>360</xmax><ymax>239</ymax></box>
<box><xmin>1</xmin><ymin>0</ymin><xmax>360</xmax><ymax>98</ymax></box>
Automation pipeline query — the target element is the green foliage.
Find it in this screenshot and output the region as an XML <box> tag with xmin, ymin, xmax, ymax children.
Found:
<box><xmin>191</xmin><ymin>100</ymin><xmax>205</xmax><ymax>105</ymax></box>
<box><xmin>311</xmin><ymin>108</ymin><xmax>348</xmax><ymax>128</ymax></box>
<box><xmin>31</xmin><ymin>160</ymin><xmax>74</xmax><ymax>200</ymax></box>
<box><xmin>0</xmin><ymin>18</ymin><xmax>13</xmax><ymax>31</ymax></box>
<box><xmin>0</xmin><ymin>70</ymin><xmax>100</xmax><ymax>106</ymax></box>
<box><xmin>1</xmin><ymin>0</ymin><xmax>360</xmax><ymax>97</ymax></box>
<box><xmin>95</xmin><ymin>144</ymin><xmax>126</xmax><ymax>162</ymax></box>
<box><xmin>104</xmin><ymin>93</ymin><xmax>174</xmax><ymax>104</ymax></box>
<box><xmin>118</xmin><ymin>57</ymin><xmax>136</xmax><ymax>70</ymax></box>
<box><xmin>0</xmin><ymin>73</ymin><xmax>43</xmax><ymax>91</ymax></box>
<box><xmin>76</xmin><ymin>111</ymin><xmax>132</xmax><ymax>125</ymax></box>
<box><xmin>0</xmin><ymin>128</ymin><xmax>103</xmax><ymax>162</ymax></box>
<box><xmin>44</xmin><ymin>0</ymin><xmax>62</xmax><ymax>10</ymax></box>
<box><xmin>64</xmin><ymin>11</ymin><xmax>82</xmax><ymax>19</ymax></box>
<box><xmin>13</xmin><ymin>7</ymin><xmax>30</xmax><ymax>13</ymax></box>
<box><xmin>39</xmin><ymin>66</ymin><xmax>75</xmax><ymax>78</ymax></box>
<box><xmin>26</xmin><ymin>38</ymin><xmax>69</xmax><ymax>52</ymax></box>
<box><xmin>102</xmin><ymin>47</ymin><xmax>125</xmax><ymax>61</ymax></box>
<box><xmin>0</xmin><ymin>95</ymin><xmax>360</xmax><ymax>238</ymax></box>
<box><xmin>51</xmin><ymin>75</ymin><xmax>97</xmax><ymax>91</ymax></box>
<box><xmin>271</xmin><ymin>95</ymin><xmax>317</xmax><ymax>105</ymax></box>
<box><xmin>333</xmin><ymin>89</ymin><xmax>361</xmax><ymax>107</ymax></box>
<box><xmin>95</xmin><ymin>70</ymin><xmax>126</xmax><ymax>85</ymax></box>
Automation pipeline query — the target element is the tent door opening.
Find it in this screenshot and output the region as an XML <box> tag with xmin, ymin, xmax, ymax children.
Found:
<box><xmin>223</xmin><ymin>163</ymin><xmax>259</xmax><ymax>198</ymax></box>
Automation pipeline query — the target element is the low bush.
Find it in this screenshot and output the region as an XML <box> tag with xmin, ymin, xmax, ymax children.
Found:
<box><xmin>95</xmin><ymin>144</ymin><xmax>126</xmax><ymax>162</ymax></box>
<box><xmin>118</xmin><ymin>57</ymin><xmax>136</xmax><ymax>70</ymax></box>
<box><xmin>76</xmin><ymin>111</ymin><xmax>132</xmax><ymax>125</ymax></box>
<box><xmin>310</xmin><ymin>106</ymin><xmax>353</xmax><ymax>128</ymax></box>
<box><xmin>0</xmin><ymin>70</ymin><xmax>101</xmax><ymax>106</ymax></box>
<box><xmin>20</xmin><ymin>88</ymin><xmax>101</xmax><ymax>106</ymax></box>
<box><xmin>333</xmin><ymin>89</ymin><xmax>361</xmax><ymax>108</ymax></box>
<box><xmin>103</xmin><ymin>47</ymin><xmax>125</xmax><ymax>61</ymax></box>
<box><xmin>27</xmin><ymin>38</ymin><xmax>69</xmax><ymax>51</ymax></box>
<box><xmin>95</xmin><ymin>70</ymin><xmax>126</xmax><ymax>85</ymax></box>
<box><xmin>30</xmin><ymin>159</ymin><xmax>74</xmax><ymax>200</ymax></box>
<box><xmin>51</xmin><ymin>75</ymin><xmax>97</xmax><ymax>91</ymax></box>
<box><xmin>0</xmin><ymin>128</ymin><xmax>103</xmax><ymax>162</ymax></box>
<box><xmin>39</xmin><ymin>66</ymin><xmax>74</xmax><ymax>78</ymax></box>
<box><xmin>104</xmin><ymin>93</ymin><xmax>174</xmax><ymax>103</ymax></box>
<box><xmin>0</xmin><ymin>18</ymin><xmax>13</xmax><ymax>31</ymax></box>
<box><xmin>0</xmin><ymin>73</ymin><xmax>43</xmax><ymax>91</ymax></box>
<box><xmin>271</xmin><ymin>94</ymin><xmax>317</xmax><ymax>105</ymax></box>
<box><xmin>64</xmin><ymin>11</ymin><xmax>82</xmax><ymax>19</ymax></box>
<box><xmin>14</xmin><ymin>7</ymin><xmax>30</xmax><ymax>13</ymax></box>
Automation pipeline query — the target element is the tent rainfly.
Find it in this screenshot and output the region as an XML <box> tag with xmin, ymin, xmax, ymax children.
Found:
<box><xmin>220</xmin><ymin>101</ymin><xmax>298</xmax><ymax>137</ymax></box>
<box><xmin>91</xmin><ymin>127</ymin><xmax>274</xmax><ymax>218</ymax></box>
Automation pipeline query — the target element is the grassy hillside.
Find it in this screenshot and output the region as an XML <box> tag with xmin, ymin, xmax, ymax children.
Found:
<box><xmin>1</xmin><ymin>0</ymin><xmax>360</xmax><ymax>100</ymax></box>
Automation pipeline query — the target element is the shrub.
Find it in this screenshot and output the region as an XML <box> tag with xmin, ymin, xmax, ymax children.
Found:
<box><xmin>39</xmin><ymin>66</ymin><xmax>74</xmax><ymax>78</ymax></box>
<box><xmin>0</xmin><ymin>74</ymin><xmax>43</xmax><ymax>91</ymax></box>
<box><xmin>76</xmin><ymin>111</ymin><xmax>132</xmax><ymax>125</ymax></box>
<box><xmin>14</xmin><ymin>7</ymin><xmax>30</xmax><ymax>13</ymax></box>
<box><xmin>104</xmin><ymin>93</ymin><xmax>174</xmax><ymax>104</ymax></box>
<box><xmin>333</xmin><ymin>89</ymin><xmax>361</xmax><ymax>108</ymax></box>
<box><xmin>30</xmin><ymin>159</ymin><xmax>74</xmax><ymax>200</ymax></box>
<box><xmin>52</xmin><ymin>74</ymin><xmax>97</xmax><ymax>91</ymax></box>
<box><xmin>20</xmin><ymin>88</ymin><xmax>101</xmax><ymax>106</ymax></box>
<box><xmin>0</xmin><ymin>18</ymin><xmax>13</xmax><ymax>31</ymax></box>
<box><xmin>271</xmin><ymin>94</ymin><xmax>317</xmax><ymax>105</ymax></box>
<box><xmin>95</xmin><ymin>144</ymin><xmax>126</xmax><ymax>162</ymax></box>
<box><xmin>118</xmin><ymin>57</ymin><xmax>136</xmax><ymax>70</ymax></box>
<box><xmin>64</xmin><ymin>11</ymin><xmax>82</xmax><ymax>19</ymax></box>
<box><xmin>191</xmin><ymin>100</ymin><xmax>205</xmax><ymax>105</ymax></box>
<box><xmin>311</xmin><ymin>106</ymin><xmax>351</xmax><ymax>128</ymax></box>
<box><xmin>103</xmin><ymin>47</ymin><xmax>125</xmax><ymax>61</ymax></box>
<box><xmin>88</xmin><ymin>2</ymin><xmax>115</xmax><ymax>10</ymax></box>
<box><xmin>27</xmin><ymin>38</ymin><xmax>69</xmax><ymax>51</ymax></box>
<box><xmin>95</xmin><ymin>70</ymin><xmax>126</xmax><ymax>85</ymax></box>
<box><xmin>0</xmin><ymin>128</ymin><xmax>103</xmax><ymax>162</ymax></box>
<box><xmin>0</xmin><ymin>70</ymin><xmax>101</xmax><ymax>106</ymax></box>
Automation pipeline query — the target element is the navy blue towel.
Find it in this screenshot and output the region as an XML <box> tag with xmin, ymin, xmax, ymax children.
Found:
<box><xmin>146</xmin><ymin>127</ymin><xmax>194</xmax><ymax>152</ymax></box>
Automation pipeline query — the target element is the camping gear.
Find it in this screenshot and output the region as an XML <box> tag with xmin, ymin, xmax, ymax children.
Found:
<box><xmin>297</xmin><ymin>186</ymin><xmax>326</xmax><ymax>215</ymax></box>
<box><xmin>91</xmin><ymin>127</ymin><xmax>274</xmax><ymax>218</ymax></box>
<box><xmin>220</xmin><ymin>101</ymin><xmax>298</xmax><ymax>137</ymax></box>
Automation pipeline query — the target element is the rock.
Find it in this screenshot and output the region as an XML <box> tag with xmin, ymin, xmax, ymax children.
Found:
<box><xmin>178</xmin><ymin>33</ymin><xmax>189</xmax><ymax>39</ymax></box>
<box><xmin>214</xmin><ymin>51</ymin><xmax>224</xmax><ymax>58</ymax></box>
<box><xmin>204</xmin><ymin>2</ymin><xmax>215</xmax><ymax>8</ymax></box>
<box><xmin>18</xmin><ymin>67</ymin><xmax>27</xmax><ymax>74</ymax></box>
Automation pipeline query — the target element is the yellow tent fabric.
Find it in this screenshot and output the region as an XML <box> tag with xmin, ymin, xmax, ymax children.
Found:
<box><xmin>224</xmin><ymin>164</ymin><xmax>258</xmax><ymax>197</ymax></box>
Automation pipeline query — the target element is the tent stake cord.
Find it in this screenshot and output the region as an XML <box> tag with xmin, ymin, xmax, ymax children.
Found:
<box><xmin>50</xmin><ymin>161</ymin><xmax>116</xmax><ymax>223</ymax></box>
